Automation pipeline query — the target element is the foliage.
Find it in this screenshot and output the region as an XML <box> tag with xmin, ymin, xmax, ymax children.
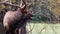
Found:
<box><xmin>0</xmin><ymin>0</ymin><xmax>60</xmax><ymax>23</ymax></box>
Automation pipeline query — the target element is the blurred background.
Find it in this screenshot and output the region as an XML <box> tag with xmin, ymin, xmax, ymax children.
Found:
<box><xmin>0</xmin><ymin>0</ymin><xmax>60</xmax><ymax>34</ymax></box>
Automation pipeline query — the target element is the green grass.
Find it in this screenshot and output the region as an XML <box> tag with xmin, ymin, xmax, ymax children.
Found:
<box><xmin>27</xmin><ymin>23</ymin><xmax>60</xmax><ymax>34</ymax></box>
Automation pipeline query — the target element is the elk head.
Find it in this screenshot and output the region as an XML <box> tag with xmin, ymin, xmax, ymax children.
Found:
<box><xmin>19</xmin><ymin>0</ymin><xmax>33</xmax><ymax>20</ymax></box>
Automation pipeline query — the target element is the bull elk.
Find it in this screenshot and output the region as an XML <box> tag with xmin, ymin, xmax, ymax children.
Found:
<box><xmin>3</xmin><ymin>0</ymin><xmax>33</xmax><ymax>34</ymax></box>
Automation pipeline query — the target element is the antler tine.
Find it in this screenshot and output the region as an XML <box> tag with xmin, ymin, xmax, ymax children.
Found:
<box><xmin>21</xmin><ymin>0</ymin><xmax>32</xmax><ymax>9</ymax></box>
<box><xmin>21</xmin><ymin>0</ymin><xmax>26</xmax><ymax>9</ymax></box>
<box><xmin>21</xmin><ymin>4</ymin><xmax>25</xmax><ymax>8</ymax></box>
<box><xmin>19</xmin><ymin>0</ymin><xmax>23</xmax><ymax>7</ymax></box>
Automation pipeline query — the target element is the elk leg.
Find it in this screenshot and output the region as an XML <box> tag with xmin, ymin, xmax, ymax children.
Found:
<box><xmin>6</xmin><ymin>31</ymin><xmax>9</xmax><ymax>34</ymax></box>
<box><xmin>17</xmin><ymin>28</ymin><xmax>22</xmax><ymax>34</ymax></box>
<box><xmin>15</xmin><ymin>28</ymin><xmax>21</xmax><ymax>34</ymax></box>
<box><xmin>14</xmin><ymin>28</ymin><xmax>18</xmax><ymax>34</ymax></box>
<box><xmin>11</xmin><ymin>30</ymin><xmax>16</xmax><ymax>34</ymax></box>
<box><xmin>10</xmin><ymin>29</ymin><xmax>17</xmax><ymax>34</ymax></box>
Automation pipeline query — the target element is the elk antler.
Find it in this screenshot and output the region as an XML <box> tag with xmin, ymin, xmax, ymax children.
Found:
<box><xmin>20</xmin><ymin>0</ymin><xmax>26</xmax><ymax>10</ymax></box>
<box><xmin>20</xmin><ymin>0</ymin><xmax>32</xmax><ymax>10</ymax></box>
<box><xmin>19</xmin><ymin>0</ymin><xmax>23</xmax><ymax>7</ymax></box>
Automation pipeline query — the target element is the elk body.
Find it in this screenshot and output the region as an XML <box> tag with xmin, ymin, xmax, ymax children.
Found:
<box><xmin>3</xmin><ymin>0</ymin><xmax>33</xmax><ymax>34</ymax></box>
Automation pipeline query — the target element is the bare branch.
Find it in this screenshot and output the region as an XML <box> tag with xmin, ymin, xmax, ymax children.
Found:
<box><xmin>0</xmin><ymin>2</ymin><xmax>20</xmax><ymax>8</ymax></box>
<box><xmin>0</xmin><ymin>1</ymin><xmax>32</xmax><ymax>9</ymax></box>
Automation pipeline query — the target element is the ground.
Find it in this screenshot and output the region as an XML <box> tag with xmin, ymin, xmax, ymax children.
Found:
<box><xmin>0</xmin><ymin>22</ymin><xmax>60</xmax><ymax>34</ymax></box>
<box><xmin>27</xmin><ymin>22</ymin><xmax>60</xmax><ymax>34</ymax></box>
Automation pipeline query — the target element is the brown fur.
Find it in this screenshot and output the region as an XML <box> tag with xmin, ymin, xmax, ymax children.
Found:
<box><xmin>3</xmin><ymin>8</ymin><xmax>33</xmax><ymax>34</ymax></box>
<box><xmin>3</xmin><ymin>1</ymin><xmax>33</xmax><ymax>34</ymax></box>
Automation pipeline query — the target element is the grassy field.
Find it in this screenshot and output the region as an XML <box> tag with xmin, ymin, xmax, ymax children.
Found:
<box><xmin>0</xmin><ymin>22</ymin><xmax>60</xmax><ymax>34</ymax></box>
<box><xmin>26</xmin><ymin>23</ymin><xmax>60</xmax><ymax>34</ymax></box>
